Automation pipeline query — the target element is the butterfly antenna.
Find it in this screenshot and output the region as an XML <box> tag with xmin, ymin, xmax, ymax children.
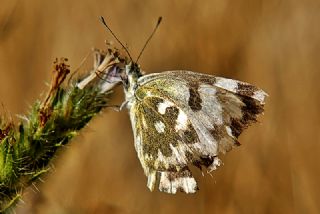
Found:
<box><xmin>136</xmin><ymin>16</ymin><xmax>162</xmax><ymax>63</ymax></box>
<box><xmin>100</xmin><ymin>16</ymin><xmax>133</xmax><ymax>61</ymax></box>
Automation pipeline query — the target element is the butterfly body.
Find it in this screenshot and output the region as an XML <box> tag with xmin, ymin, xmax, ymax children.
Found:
<box><xmin>120</xmin><ymin>62</ymin><xmax>267</xmax><ymax>194</ymax></box>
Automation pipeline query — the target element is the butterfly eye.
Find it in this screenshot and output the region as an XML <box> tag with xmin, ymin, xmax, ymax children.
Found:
<box><xmin>120</xmin><ymin>72</ymin><xmax>129</xmax><ymax>87</ymax></box>
<box><xmin>129</xmin><ymin>63</ymin><xmax>143</xmax><ymax>77</ymax></box>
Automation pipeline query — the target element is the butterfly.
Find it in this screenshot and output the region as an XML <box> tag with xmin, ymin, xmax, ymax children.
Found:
<box><xmin>98</xmin><ymin>17</ymin><xmax>267</xmax><ymax>194</ymax></box>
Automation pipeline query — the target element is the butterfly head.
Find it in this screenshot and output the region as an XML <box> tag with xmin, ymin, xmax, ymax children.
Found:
<box><xmin>122</xmin><ymin>61</ymin><xmax>142</xmax><ymax>91</ymax></box>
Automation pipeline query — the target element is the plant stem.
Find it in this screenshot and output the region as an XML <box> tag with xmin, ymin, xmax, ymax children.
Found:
<box><xmin>0</xmin><ymin>48</ymin><xmax>126</xmax><ymax>213</ymax></box>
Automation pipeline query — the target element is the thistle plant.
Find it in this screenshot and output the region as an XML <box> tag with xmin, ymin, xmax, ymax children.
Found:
<box><xmin>0</xmin><ymin>48</ymin><xmax>126</xmax><ymax>213</ymax></box>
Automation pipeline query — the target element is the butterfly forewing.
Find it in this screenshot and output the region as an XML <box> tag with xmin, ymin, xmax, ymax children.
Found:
<box><xmin>128</xmin><ymin>70</ymin><xmax>267</xmax><ymax>194</ymax></box>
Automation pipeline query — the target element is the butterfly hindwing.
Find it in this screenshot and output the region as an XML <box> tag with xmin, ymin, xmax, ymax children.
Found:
<box><xmin>130</xmin><ymin>95</ymin><xmax>199</xmax><ymax>193</ymax></box>
<box><xmin>128</xmin><ymin>70</ymin><xmax>267</xmax><ymax>193</ymax></box>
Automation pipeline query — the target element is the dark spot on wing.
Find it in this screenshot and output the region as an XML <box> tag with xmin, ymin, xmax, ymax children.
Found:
<box><xmin>241</xmin><ymin>96</ymin><xmax>264</xmax><ymax>117</ymax></box>
<box><xmin>184</xmin><ymin>151</ymin><xmax>209</xmax><ymax>170</ymax></box>
<box><xmin>154</xmin><ymin>162</ymin><xmax>180</xmax><ymax>172</ymax></box>
<box><xmin>209</xmin><ymin>124</ymin><xmax>225</xmax><ymax>141</ymax></box>
<box><xmin>230</xmin><ymin>118</ymin><xmax>243</xmax><ymax>138</ymax></box>
<box><xmin>168</xmin><ymin>164</ymin><xmax>178</xmax><ymax>172</ymax></box>
<box><xmin>192</xmin><ymin>160</ymin><xmax>203</xmax><ymax>170</ymax></box>
<box><xmin>154</xmin><ymin>161</ymin><xmax>166</xmax><ymax>171</ymax></box>
<box><xmin>160</xmin><ymin>168</ymin><xmax>199</xmax><ymax>193</ymax></box>
<box><xmin>230</xmin><ymin>96</ymin><xmax>264</xmax><ymax>138</ymax></box>
<box><xmin>177</xmin><ymin>186</ymin><xmax>185</xmax><ymax>192</ymax></box>
<box><xmin>237</xmin><ymin>83</ymin><xmax>257</xmax><ymax>97</ymax></box>
<box><xmin>185</xmin><ymin>150</ymin><xmax>193</xmax><ymax>161</ymax></box>
<box><xmin>200</xmin><ymin>156</ymin><xmax>215</xmax><ymax>167</ymax></box>
<box><xmin>191</xmin><ymin>155</ymin><xmax>217</xmax><ymax>170</ymax></box>
<box><xmin>166</xmin><ymin>167</ymin><xmax>192</xmax><ymax>181</ymax></box>
<box><xmin>199</xmin><ymin>76</ymin><xmax>216</xmax><ymax>85</ymax></box>
<box><xmin>181</xmin><ymin>124</ymin><xmax>198</xmax><ymax>144</ymax></box>
<box><xmin>163</xmin><ymin>106</ymin><xmax>179</xmax><ymax>126</ymax></box>
<box><xmin>188</xmin><ymin>83</ymin><xmax>202</xmax><ymax>112</ymax></box>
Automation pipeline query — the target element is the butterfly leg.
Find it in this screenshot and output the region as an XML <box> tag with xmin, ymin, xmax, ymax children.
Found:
<box><xmin>104</xmin><ymin>104</ymin><xmax>121</xmax><ymax>112</ymax></box>
<box><xmin>105</xmin><ymin>100</ymin><xmax>128</xmax><ymax>112</ymax></box>
<box><xmin>119</xmin><ymin>100</ymin><xmax>129</xmax><ymax>111</ymax></box>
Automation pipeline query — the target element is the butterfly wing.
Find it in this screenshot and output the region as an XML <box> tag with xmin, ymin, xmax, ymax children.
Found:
<box><xmin>129</xmin><ymin>70</ymin><xmax>267</xmax><ymax>194</ymax></box>
<box><xmin>129</xmin><ymin>96</ymin><xmax>200</xmax><ymax>193</ymax></box>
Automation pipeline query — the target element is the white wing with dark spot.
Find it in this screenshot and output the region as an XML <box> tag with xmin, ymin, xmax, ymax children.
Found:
<box><xmin>127</xmin><ymin>70</ymin><xmax>267</xmax><ymax>194</ymax></box>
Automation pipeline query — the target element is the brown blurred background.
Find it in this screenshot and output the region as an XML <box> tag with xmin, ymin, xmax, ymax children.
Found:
<box><xmin>1</xmin><ymin>0</ymin><xmax>319</xmax><ymax>213</ymax></box>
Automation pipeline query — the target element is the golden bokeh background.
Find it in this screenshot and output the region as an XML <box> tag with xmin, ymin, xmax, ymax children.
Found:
<box><xmin>1</xmin><ymin>0</ymin><xmax>319</xmax><ymax>213</ymax></box>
